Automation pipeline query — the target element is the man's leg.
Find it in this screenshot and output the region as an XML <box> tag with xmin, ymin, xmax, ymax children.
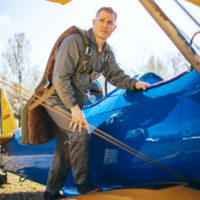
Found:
<box><xmin>68</xmin><ymin>126</ymin><xmax>102</xmax><ymax>195</ymax></box>
<box><xmin>45</xmin><ymin>103</ymin><xmax>101</xmax><ymax>196</ymax></box>
<box><xmin>45</xmin><ymin>131</ymin><xmax>71</xmax><ymax>195</ymax></box>
<box><xmin>68</xmin><ymin>133</ymin><xmax>91</xmax><ymax>186</ymax></box>
<box><xmin>44</xmin><ymin>104</ymin><xmax>72</xmax><ymax>198</ymax></box>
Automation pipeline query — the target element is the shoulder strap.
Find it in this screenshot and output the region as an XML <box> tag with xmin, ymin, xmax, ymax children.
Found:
<box><xmin>34</xmin><ymin>26</ymin><xmax>80</xmax><ymax>93</ymax></box>
<box><xmin>29</xmin><ymin>26</ymin><xmax>84</xmax><ymax>111</ymax></box>
<box><xmin>29</xmin><ymin>86</ymin><xmax>55</xmax><ymax>111</ymax></box>
<box><xmin>74</xmin><ymin>29</ymin><xmax>93</xmax><ymax>76</ymax></box>
<box><xmin>77</xmin><ymin>29</ymin><xmax>90</xmax><ymax>48</ymax></box>
<box><xmin>46</xmin><ymin>26</ymin><xmax>82</xmax><ymax>83</ymax></box>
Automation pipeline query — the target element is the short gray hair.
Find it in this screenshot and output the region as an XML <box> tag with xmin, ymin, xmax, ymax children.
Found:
<box><xmin>95</xmin><ymin>7</ymin><xmax>117</xmax><ymax>22</ymax></box>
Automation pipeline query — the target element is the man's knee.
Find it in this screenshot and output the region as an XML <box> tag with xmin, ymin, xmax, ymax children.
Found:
<box><xmin>75</xmin><ymin>130</ymin><xmax>90</xmax><ymax>141</ymax></box>
<box><xmin>63</xmin><ymin>129</ymin><xmax>90</xmax><ymax>144</ymax></box>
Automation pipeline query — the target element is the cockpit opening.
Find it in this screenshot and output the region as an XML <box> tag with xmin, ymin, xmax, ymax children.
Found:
<box><xmin>85</xmin><ymin>80</ymin><xmax>104</xmax><ymax>107</ymax></box>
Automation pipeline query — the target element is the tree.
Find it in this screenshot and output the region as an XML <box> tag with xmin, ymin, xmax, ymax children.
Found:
<box><xmin>2</xmin><ymin>33</ymin><xmax>31</xmax><ymax>85</ymax></box>
<box><xmin>167</xmin><ymin>52</ymin><xmax>189</xmax><ymax>76</ymax></box>
<box><xmin>145</xmin><ymin>55</ymin><xmax>157</xmax><ymax>73</ymax></box>
<box><xmin>1</xmin><ymin>33</ymin><xmax>41</xmax><ymax>125</ymax></box>
<box><xmin>143</xmin><ymin>55</ymin><xmax>167</xmax><ymax>79</ymax></box>
<box><xmin>143</xmin><ymin>53</ymin><xmax>189</xmax><ymax>80</ymax></box>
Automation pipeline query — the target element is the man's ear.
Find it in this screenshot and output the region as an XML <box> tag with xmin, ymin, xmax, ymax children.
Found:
<box><xmin>113</xmin><ymin>25</ymin><xmax>117</xmax><ymax>33</ymax></box>
<box><xmin>92</xmin><ymin>19</ymin><xmax>96</xmax><ymax>26</ymax></box>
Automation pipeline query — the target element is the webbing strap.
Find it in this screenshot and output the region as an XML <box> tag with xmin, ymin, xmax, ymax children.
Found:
<box><xmin>78</xmin><ymin>29</ymin><xmax>90</xmax><ymax>47</ymax></box>
<box><xmin>74</xmin><ymin>29</ymin><xmax>92</xmax><ymax>76</ymax></box>
<box><xmin>28</xmin><ymin>86</ymin><xmax>55</xmax><ymax>111</ymax></box>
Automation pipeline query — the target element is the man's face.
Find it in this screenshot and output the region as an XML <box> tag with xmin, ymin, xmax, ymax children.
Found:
<box><xmin>93</xmin><ymin>10</ymin><xmax>116</xmax><ymax>41</ymax></box>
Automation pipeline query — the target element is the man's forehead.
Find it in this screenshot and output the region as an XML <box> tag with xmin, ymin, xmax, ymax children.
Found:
<box><xmin>96</xmin><ymin>10</ymin><xmax>115</xmax><ymax>21</ymax></box>
<box><xmin>97</xmin><ymin>10</ymin><xmax>114</xmax><ymax>17</ymax></box>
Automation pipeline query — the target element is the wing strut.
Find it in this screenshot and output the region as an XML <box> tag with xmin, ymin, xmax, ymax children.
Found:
<box><xmin>174</xmin><ymin>0</ymin><xmax>200</xmax><ymax>28</ymax></box>
<box><xmin>139</xmin><ymin>0</ymin><xmax>200</xmax><ymax>74</ymax></box>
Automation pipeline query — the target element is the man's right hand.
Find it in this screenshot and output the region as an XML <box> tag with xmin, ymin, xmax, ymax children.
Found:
<box><xmin>69</xmin><ymin>104</ymin><xmax>89</xmax><ymax>132</ymax></box>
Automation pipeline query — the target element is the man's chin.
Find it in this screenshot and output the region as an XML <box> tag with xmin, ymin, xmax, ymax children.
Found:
<box><xmin>99</xmin><ymin>34</ymin><xmax>109</xmax><ymax>40</ymax></box>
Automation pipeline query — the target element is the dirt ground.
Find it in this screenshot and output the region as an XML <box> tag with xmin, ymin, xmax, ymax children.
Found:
<box><xmin>0</xmin><ymin>172</ymin><xmax>46</xmax><ymax>200</ymax></box>
<box><xmin>1</xmin><ymin>172</ymin><xmax>200</xmax><ymax>200</ymax></box>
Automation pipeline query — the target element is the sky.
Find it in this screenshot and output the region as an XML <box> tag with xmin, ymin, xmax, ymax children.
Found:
<box><xmin>0</xmin><ymin>0</ymin><xmax>200</xmax><ymax>75</ymax></box>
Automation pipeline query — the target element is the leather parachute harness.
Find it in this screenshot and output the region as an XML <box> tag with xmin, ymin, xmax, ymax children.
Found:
<box><xmin>0</xmin><ymin>76</ymin><xmax>197</xmax><ymax>186</ymax></box>
<box><xmin>29</xmin><ymin>26</ymin><xmax>112</xmax><ymax>111</ymax></box>
<box><xmin>21</xmin><ymin>26</ymin><xmax>112</xmax><ymax>145</ymax></box>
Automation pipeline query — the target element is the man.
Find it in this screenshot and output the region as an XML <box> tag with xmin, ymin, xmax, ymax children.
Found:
<box><xmin>43</xmin><ymin>7</ymin><xmax>150</xmax><ymax>200</ymax></box>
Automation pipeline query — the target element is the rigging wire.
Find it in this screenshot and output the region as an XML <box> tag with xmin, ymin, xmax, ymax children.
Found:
<box><xmin>174</xmin><ymin>0</ymin><xmax>200</xmax><ymax>52</ymax></box>
<box><xmin>190</xmin><ymin>31</ymin><xmax>200</xmax><ymax>46</ymax></box>
<box><xmin>0</xmin><ymin>76</ymin><xmax>194</xmax><ymax>184</ymax></box>
<box><xmin>174</xmin><ymin>0</ymin><xmax>200</xmax><ymax>28</ymax></box>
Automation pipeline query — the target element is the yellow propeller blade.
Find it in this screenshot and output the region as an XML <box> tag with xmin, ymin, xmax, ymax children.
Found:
<box><xmin>1</xmin><ymin>89</ymin><xmax>18</xmax><ymax>134</ymax></box>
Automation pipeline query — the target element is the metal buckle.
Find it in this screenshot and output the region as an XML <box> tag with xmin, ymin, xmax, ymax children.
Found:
<box><xmin>91</xmin><ymin>71</ymin><xmax>102</xmax><ymax>80</ymax></box>
<box><xmin>85</xmin><ymin>46</ymin><xmax>93</xmax><ymax>56</ymax></box>
<box><xmin>43</xmin><ymin>80</ymin><xmax>50</xmax><ymax>89</ymax></box>
<box><xmin>105</xmin><ymin>53</ymin><xmax>112</xmax><ymax>62</ymax></box>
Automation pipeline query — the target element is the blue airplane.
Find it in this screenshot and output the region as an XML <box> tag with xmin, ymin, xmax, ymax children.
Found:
<box><xmin>0</xmin><ymin>0</ymin><xmax>200</xmax><ymax>199</ymax></box>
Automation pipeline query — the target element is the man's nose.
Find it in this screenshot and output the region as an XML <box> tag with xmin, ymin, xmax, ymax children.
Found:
<box><xmin>102</xmin><ymin>22</ymin><xmax>108</xmax><ymax>28</ymax></box>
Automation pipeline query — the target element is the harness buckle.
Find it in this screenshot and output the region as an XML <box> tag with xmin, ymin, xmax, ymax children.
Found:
<box><xmin>105</xmin><ymin>53</ymin><xmax>112</xmax><ymax>63</ymax></box>
<box><xmin>85</xmin><ymin>46</ymin><xmax>93</xmax><ymax>57</ymax></box>
<box><xmin>43</xmin><ymin>80</ymin><xmax>50</xmax><ymax>89</ymax></box>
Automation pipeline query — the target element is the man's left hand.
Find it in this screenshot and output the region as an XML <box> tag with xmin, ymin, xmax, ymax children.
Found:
<box><xmin>135</xmin><ymin>81</ymin><xmax>150</xmax><ymax>90</ymax></box>
<box><xmin>69</xmin><ymin>104</ymin><xmax>89</xmax><ymax>132</ymax></box>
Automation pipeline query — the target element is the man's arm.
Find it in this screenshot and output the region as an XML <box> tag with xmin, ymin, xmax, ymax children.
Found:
<box><xmin>53</xmin><ymin>34</ymin><xmax>89</xmax><ymax>132</ymax></box>
<box><xmin>53</xmin><ymin>34</ymin><xmax>81</xmax><ymax>109</ymax></box>
<box><xmin>103</xmin><ymin>57</ymin><xmax>150</xmax><ymax>91</ymax></box>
